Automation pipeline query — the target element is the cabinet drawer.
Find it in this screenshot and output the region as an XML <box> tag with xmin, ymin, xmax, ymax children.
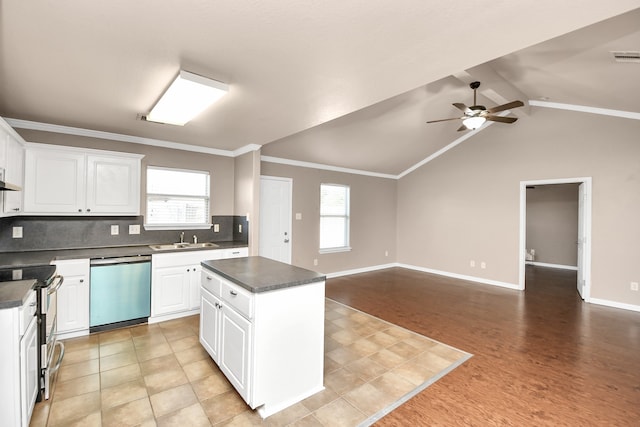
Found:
<box><xmin>201</xmin><ymin>271</ymin><xmax>222</xmax><ymax>297</ymax></box>
<box><xmin>221</xmin><ymin>280</ymin><xmax>253</xmax><ymax>319</ymax></box>
<box><xmin>20</xmin><ymin>290</ymin><xmax>37</xmax><ymax>336</ymax></box>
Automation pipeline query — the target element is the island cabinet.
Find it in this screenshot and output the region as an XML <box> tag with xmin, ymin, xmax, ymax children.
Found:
<box><xmin>200</xmin><ymin>256</ymin><xmax>325</xmax><ymax>419</ymax></box>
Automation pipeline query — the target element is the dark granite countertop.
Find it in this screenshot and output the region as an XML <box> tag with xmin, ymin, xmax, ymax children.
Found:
<box><xmin>0</xmin><ymin>241</ymin><xmax>248</xmax><ymax>269</ymax></box>
<box><xmin>0</xmin><ymin>279</ymin><xmax>37</xmax><ymax>309</ymax></box>
<box><xmin>201</xmin><ymin>256</ymin><xmax>325</xmax><ymax>293</ymax></box>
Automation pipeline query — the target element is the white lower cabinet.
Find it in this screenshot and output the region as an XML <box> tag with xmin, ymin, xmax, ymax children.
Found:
<box><xmin>150</xmin><ymin>248</ymin><xmax>247</xmax><ymax>323</ymax></box>
<box><xmin>0</xmin><ymin>290</ymin><xmax>38</xmax><ymax>427</ymax></box>
<box><xmin>54</xmin><ymin>259</ymin><xmax>90</xmax><ymax>338</ymax></box>
<box><xmin>200</xmin><ymin>267</ymin><xmax>325</xmax><ymax>418</ymax></box>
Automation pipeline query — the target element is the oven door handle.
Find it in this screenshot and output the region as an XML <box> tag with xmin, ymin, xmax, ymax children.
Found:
<box><xmin>50</xmin><ymin>341</ymin><xmax>65</xmax><ymax>374</ymax></box>
<box><xmin>47</xmin><ymin>275</ymin><xmax>64</xmax><ymax>295</ymax></box>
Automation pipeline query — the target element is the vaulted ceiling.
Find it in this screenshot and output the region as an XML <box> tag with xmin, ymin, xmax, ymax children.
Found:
<box><xmin>1</xmin><ymin>2</ymin><xmax>639</xmax><ymax>175</ymax></box>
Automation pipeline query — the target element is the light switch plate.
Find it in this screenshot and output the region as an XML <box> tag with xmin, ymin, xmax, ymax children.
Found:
<box><xmin>12</xmin><ymin>227</ymin><xmax>23</xmax><ymax>239</ymax></box>
<box><xmin>213</xmin><ymin>224</ymin><xmax>220</xmax><ymax>232</ymax></box>
<box><xmin>295</xmin><ymin>213</ymin><xmax>302</xmax><ymax>220</ymax></box>
<box><xmin>129</xmin><ymin>224</ymin><xmax>140</xmax><ymax>235</ymax></box>
<box><xmin>111</xmin><ymin>225</ymin><xmax>119</xmax><ymax>235</ymax></box>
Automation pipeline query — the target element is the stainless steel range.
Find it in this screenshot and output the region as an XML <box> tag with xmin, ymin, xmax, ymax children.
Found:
<box><xmin>0</xmin><ymin>265</ymin><xmax>64</xmax><ymax>401</ymax></box>
<box><xmin>37</xmin><ymin>268</ymin><xmax>64</xmax><ymax>400</ymax></box>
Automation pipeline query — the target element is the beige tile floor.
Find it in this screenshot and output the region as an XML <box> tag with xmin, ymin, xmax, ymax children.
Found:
<box><xmin>30</xmin><ymin>299</ymin><xmax>469</xmax><ymax>427</ymax></box>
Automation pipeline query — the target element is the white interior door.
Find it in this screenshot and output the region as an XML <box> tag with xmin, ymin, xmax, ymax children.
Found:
<box><xmin>577</xmin><ymin>182</ymin><xmax>586</xmax><ymax>299</ymax></box>
<box><xmin>259</xmin><ymin>176</ymin><xmax>292</xmax><ymax>264</ymax></box>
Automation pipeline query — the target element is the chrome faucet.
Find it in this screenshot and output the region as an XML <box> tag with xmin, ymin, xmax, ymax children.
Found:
<box><xmin>179</xmin><ymin>231</ymin><xmax>185</xmax><ymax>244</ymax></box>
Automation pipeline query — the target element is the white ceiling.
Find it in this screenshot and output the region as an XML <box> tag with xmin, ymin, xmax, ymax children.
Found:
<box><xmin>1</xmin><ymin>1</ymin><xmax>639</xmax><ymax>175</ymax></box>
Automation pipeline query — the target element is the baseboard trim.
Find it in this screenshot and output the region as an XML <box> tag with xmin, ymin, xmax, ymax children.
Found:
<box><xmin>526</xmin><ymin>261</ymin><xmax>578</xmax><ymax>271</ymax></box>
<box><xmin>327</xmin><ymin>262</ymin><xmax>520</xmax><ymax>290</ymax></box>
<box><xmin>325</xmin><ymin>263</ymin><xmax>398</xmax><ymax>279</ymax></box>
<box><xmin>589</xmin><ymin>298</ymin><xmax>640</xmax><ymax>313</ymax></box>
<box><xmin>398</xmin><ymin>263</ymin><xmax>520</xmax><ymax>290</ymax></box>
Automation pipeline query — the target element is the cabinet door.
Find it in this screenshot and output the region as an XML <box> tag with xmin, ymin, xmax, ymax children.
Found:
<box><xmin>199</xmin><ymin>289</ymin><xmax>221</xmax><ymax>364</ymax></box>
<box><xmin>86</xmin><ymin>154</ymin><xmax>140</xmax><ymax>214</ymax></box>
<box><xmin>57</xmin><ymin>275</ymin><xmax>90</xmax><ymax>333</ymax></box>
<box><xmin>189</xmin><ymin>265</ymin><xmax>202</xmax><ymax>310</ymax></box>
<box><xmin>3</xmin><ymin>134</ymin><xmax>24</xmax><ymax>214</ymax></box>
<box><xmin>20</xmin><ymin>317</ymin><xmax>38</xmax><ymax>427</ymax></box>
<box><xmin>152</xmin><ymin>266</ymin><xmax>190</xmax><ymax>316</ymax></box>
<box><xmin>23</xmin><ymin>149</ymin><xmax>85</xmax><ymax>213</ymax></box>
<box><xmin>220</xmin><ymin>306</ymin><xmax>251</xmax><ymax>403</ymax></box>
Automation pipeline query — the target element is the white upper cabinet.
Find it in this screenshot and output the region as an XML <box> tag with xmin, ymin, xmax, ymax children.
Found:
<box><xmin>0</xmin><ymin>117</ymin><xmax>26</xmax><ymax>216</ymax></box>
<box><xmin>23</xmin><ymin>143</ymin><xmax>143</xmax><ymax>215</ymax></box>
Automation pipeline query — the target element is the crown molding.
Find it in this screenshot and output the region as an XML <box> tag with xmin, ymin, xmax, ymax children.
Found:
<box><xmin>261</xmin><ymin>156</ymin><xmax>398</xmax><ymax>179</ymax></box>
<box><xmin>528</xmin><ymin>100</ymin><xmax>640</xmax><ymax>120</ymax></box>
<box><xmin>4</xmin><ymin>118</ymin><xmax>246</xmax><ymax>157</ymax></box>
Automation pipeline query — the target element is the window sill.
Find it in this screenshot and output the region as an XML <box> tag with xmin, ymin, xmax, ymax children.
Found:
<box><xmin>319</xmin><ymin>246</ymin><xmax>352</xmax><ymax>254</ymax></box>
<box><xmin>144</xmin><ymin>224</ymin><xmax>212</xmax><ymax>231</ymax></box>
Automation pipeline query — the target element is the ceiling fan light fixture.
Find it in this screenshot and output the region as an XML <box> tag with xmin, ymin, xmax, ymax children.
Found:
<box><xmin>146</xmin><ymin>70</ymin><xmax>229</xmax><ymax>126</ymax></box>
<box><xmin>462</xmin><ymin>116</ymin><xmax>486</xmax><ymax>130</ymax></box>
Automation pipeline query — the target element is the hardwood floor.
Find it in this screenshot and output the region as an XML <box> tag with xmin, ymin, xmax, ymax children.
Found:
<box><xmin>325</xmin><ymin>266</ymin><xmax>640</xmax><ymax>426</ymax></box>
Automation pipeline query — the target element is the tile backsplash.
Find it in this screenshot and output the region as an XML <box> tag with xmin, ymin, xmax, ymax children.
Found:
<box><xmin>0</xmin><ymin>215</ymin><xmax>248</xmax><ymax>252</ymax></box>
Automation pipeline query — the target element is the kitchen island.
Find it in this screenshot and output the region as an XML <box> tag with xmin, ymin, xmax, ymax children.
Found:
<box><xmin>200</xmin><ymin>256</ymin><xmax>325</xmax><ymax>418</ymax></box>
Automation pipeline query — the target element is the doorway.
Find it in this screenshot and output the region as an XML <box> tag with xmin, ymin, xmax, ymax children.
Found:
<box><xmin>518</xmin><ymin>177</ymin><xmax>592</xmax><ymax>300</ymax></box>
<box><xmin>259</xmin><ymin>176</ymin><xmax>292</xmax><ymax>264</ymax></box>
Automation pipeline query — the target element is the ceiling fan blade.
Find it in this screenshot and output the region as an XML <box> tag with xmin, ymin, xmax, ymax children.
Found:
<box><xmin>486</xmin><ymin>100</ymin><xmax>524</xmax><ymax>114</ymax></box>
<box><xmin>426</xmin><ymin>117</ymin><xmax>462</xmax><ymax>124</ymax></box>
<box><xmin>453</xmin><ymin>103</ymin><xmax>471</xmax><ymax>114</ymax></box>
<box><xmin>486</xmin><ymin>115</ymin><xmax>518</xmax><ymax>124</ymax></box>
<box><xmin>457</xmin><ymin>124</ymin><xmax>468</xmax><ymax>132</ymax></box>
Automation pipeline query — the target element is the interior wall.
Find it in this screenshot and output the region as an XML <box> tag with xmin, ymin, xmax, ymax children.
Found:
<box><xmin>526</xmin><ymin>183</ymin><xmax>579</xmax><ymax>266</ymax></box>
<box><xmin>260</xmin><ymin>161</ymin><xmax>397</xmax><ymax>273</ymax></box>
<box><xmin>16</xmin><ymin>129</ymin><xmax>236</xmax><ymax>216</ymax></box>
<box><xmin>234</xmin><ymin>149</ymin><xmax>261</xmax><ymax>255</ymax></box>
<box><xmin>397</xmin><ymin>107</ymin><xmax>640</xmax><ymax>306</ymax></box>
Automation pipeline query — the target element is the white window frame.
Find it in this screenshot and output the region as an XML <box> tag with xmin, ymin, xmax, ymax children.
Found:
<box><xmin>144</xmin><ymin>166</ymin><xmax>212</xmax><ymax>230</ymax></box>
<box><xmin>319</xmin><ymin>183</ymin><xmax>351</xmax><ymax>253</ymax></box>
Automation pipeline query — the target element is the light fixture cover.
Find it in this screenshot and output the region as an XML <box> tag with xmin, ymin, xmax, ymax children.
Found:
<box><xmin>462</xmin><ymin>116</ymin><xmax>486</xmax><ymax>130</ymax></box>
<box><xmin>146</xmin><ymin>70</ymin><xmax>228</xmax><ymax>126</ymax></box>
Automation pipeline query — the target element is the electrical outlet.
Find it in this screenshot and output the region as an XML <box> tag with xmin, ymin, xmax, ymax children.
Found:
<box><xmin>481</xmin><ymin>262</ymin><xmax>486</xmax><ymax>269</ymax></box>
<box><xmin>238</xmin><ymin>224</ymin><xmax>242</xmax><ymax>233</ymax></box>
<box><xmin>631</xmin><ymin>282</ymin><xmax>639</xmax><ymax>291</ymax></box>
<box><xmin>296</xmin><ymin>213</ymin><xmax>302</xmax><ymax>220</ymax></box>
<box><xmin>470</xmin><ymin>260</ymin><xmax>475</xmax><ymax>267</ymax></box>
<box><xmin>313</xmin><ymin>259</ymin><xmax>318</xmax><ymax>266</ymax></box>
<box><xmin>12</xmin><ymin>227</ymin><xmax>23</xmax><ymax>239</ymax></box>
<box><xmin>213</xmin><ymin>224</ymin><xmax>220</xmax><ymax>232</ymax></box>
<box><xmin>128</xmin><ymin>224</ymin><xmax>140</xmax><ymax>235</ymax></box>
<box><xmin>385</xmin><ymin>250</ymin><xmax>389</xmax><ymax>257</ymax></box>
<box><xmin>110</xmin><ymin>225</ymin><xmax>119</xmax><ymax>235</ymax></box>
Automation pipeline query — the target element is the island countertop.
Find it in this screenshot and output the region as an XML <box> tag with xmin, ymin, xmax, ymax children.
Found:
<box><xmin>201</xmin><ymin>256</ymin><xmax>325</xmax><ymax>293</ymax></box>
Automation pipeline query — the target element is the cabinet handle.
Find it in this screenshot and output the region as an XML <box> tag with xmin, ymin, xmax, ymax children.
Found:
<box><xmin>12</xmin><ymin>208</ymin><xmax>19</xmax><ymax>212</ymax></box>
<box><xmin>78</xmin><ymin>209</ymin><xmax>82</xmax><ymax>212</ymax></box>
<box><xmin>79</xmin><ymin>279</ymin><xmax>84</xmax><ymax>283</ymax></box>
<box><xmin>230</xmin><ymin>290</ymin><xmax>237</xmax><ymax>296</ymax></box>
<box><xmin>86</xmin><ymin>209</ymin><xmax>91</xmax><ymax>212</ymax></box>
<box><xmin>206</xmin><ymin>276</ymin><xmax>212</xmax><ymax>280</ymax></box>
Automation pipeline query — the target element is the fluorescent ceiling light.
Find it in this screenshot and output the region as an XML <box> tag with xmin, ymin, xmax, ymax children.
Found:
<box><xmin>146</xmin><ymin>70</ymin><xmax>228</xmax><ymax>126</ymax></box>
<box><xmin>462</xmin><ymin>116</ymin><xmax>486</xmax><ymax>130</ymax></box>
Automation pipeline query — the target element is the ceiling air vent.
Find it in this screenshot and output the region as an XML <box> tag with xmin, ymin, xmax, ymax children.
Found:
<box><xmin>611</xmin><ymin>51</ymin><xmax>640</xmax><ymax>63</ymax></box>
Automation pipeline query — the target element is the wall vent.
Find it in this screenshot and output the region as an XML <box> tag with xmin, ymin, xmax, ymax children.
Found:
<box><xmin>611</xmin><ymin>51</ymin><xmax>640</xmax><ymax>63</ymax></box>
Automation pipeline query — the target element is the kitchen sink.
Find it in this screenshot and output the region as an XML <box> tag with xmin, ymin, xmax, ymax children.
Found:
<box><xmin>149</xmin><ymin>242</ymin><xmax>219</xmax><ymax>251</ymax></box>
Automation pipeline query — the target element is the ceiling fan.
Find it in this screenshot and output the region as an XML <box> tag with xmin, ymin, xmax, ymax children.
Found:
<box><xmin>427</xmin><ymin>81</ymin><xmax>524</xmax><ymax>131</ymax></box>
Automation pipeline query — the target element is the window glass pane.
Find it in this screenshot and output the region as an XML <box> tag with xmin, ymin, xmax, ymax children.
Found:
<box><xmin>147</xmin><ymin>197</ymin><xmax>208</xmax><ymax>225</ymax></box>
<box><xmin>320</xmin><ymin>217</ymin><xmax>347</xmax><ymax>248</ymax></box>
<box><xmin>146</xmin><ymin>167</ymin><xmax>210</xmax><ymax>227</ymax></box>
<box><xmin>320</xmin><ymin>185</ymin><xmax>347</xmax><ymax>215</ymax></box>
<box><xmin>320</xmin><ymin>183</ymin><xmax>349</xmax><ymax>250</ymax></box>
<box><xmin>147</xmin><ymin>168</ymin><xmax>208</xmax><ymax>197</ymax></box>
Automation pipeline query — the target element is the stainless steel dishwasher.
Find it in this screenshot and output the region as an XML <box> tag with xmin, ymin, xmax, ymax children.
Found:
<box><xmin>89</xmin><ymin>255</ymin><xmax>151</xmax><ymax>333</ymax></box>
